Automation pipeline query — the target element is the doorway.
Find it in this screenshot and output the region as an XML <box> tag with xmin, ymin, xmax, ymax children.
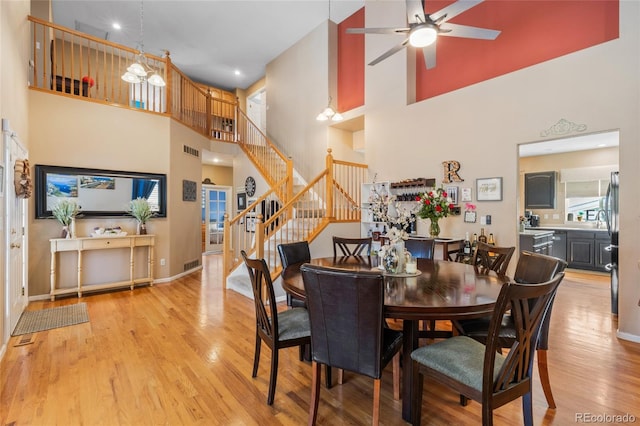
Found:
<box><xmin>247</xmin><ymin>88</ymin><xmax>266</xmax><ymax>134</ymax></box>
<box><xmin>202</xmin><ymin>185</ymin><xmax>232</xmax><ymax>254</ymax></box>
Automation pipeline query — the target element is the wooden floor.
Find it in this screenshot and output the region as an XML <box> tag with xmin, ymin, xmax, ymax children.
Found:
<box><xmin>2</xmin><ymin>255</ymin><xmax>639</xmax><ymax>425</ymax></box>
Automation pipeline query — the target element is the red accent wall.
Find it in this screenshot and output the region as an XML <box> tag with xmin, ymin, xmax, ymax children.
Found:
<box><xmin>338</xmin><ymin>8</ymin><xmax>365</xmax><ymax>112</ymax></box>
<box><xmin>416</xmin><ymin>0</ymin><xmax>619</xmax><ymax>101</ymax></box>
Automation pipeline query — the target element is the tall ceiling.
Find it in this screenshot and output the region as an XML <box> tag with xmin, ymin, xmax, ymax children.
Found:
<box><xmin>51</xmin><ymin>0</ymin><xmax>364</xmax><ymax>91</ymax></box>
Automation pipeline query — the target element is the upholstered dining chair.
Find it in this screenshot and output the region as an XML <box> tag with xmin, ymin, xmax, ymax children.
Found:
<box><xmin>472</xmin><ymin>241</ymin><xmax>516</xmax><ymax>275</ymax></box>
<box><xmin>411</xmin><ymin>272</ymin><xmax>565</xmax><ymax>426</ymax></box>
<box><xmin>277</xmin><ymin>241</ymin><xmax>311</xmax><ymax>308</ymax></box>
<box><xmin>241</xmin><ymin>250</ymin><xmax>311</xmax><ymax>406</ymax></box>
<box><xmin>404</xmin><ymin>238</ymin><xmax>436</xmax><ymax>260</ymax></box>
<box><xmin>300</xmin><ymin>264</ymin><xmax>403</xmax><ymax>426</ymax></box>
<box><xmin>332</xmin><ymin>236</ymin><xmax>372</xmax><ymax>262</ymax></box>
<box><xmin>453</xmin><ymin>251</ymin><xmax>568</xmax><ymax>408</ymax></box>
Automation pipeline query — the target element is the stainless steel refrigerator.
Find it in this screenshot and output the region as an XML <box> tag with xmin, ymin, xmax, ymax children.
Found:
<box><xmin>605</xmin><ymin>171</ymin><xmax>619</xmax><ymax>315</ymax></box>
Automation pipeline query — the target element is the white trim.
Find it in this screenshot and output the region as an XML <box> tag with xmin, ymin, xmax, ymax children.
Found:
<box><xmin>616</xmin><ymin>330</ymin><xmax>640</xmax><ymax>343</ymax></box>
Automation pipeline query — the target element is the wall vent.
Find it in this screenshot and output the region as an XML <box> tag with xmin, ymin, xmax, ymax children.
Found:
<box><xmin>184</xmin><ymin>259</ymin><xmax>201</xmax><ymax>272</ymax></box>
<box><xmin>183</xmin><ymin>145</ymin><xmax>200</xmax><ymax>158</ymax></box>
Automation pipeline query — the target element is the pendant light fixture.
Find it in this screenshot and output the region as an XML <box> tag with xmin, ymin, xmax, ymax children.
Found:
<box><xmin>316</xmin><ymin>0</ymin><xmax>343</xmax><ymax>122</ymax></box>
<box><xmin>121</xmin><ymin>1</ymin><xmax>166</xmax><ymax>87</ymax></box>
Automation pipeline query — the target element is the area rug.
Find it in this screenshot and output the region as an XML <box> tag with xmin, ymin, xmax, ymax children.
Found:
<box><xmin>11</xmin><ymin>303</ymin><xmax>89</xmax><ymax>336</ymax></box>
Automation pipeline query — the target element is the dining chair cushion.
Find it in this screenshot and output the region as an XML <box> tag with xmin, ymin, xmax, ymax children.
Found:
<box><xmin>277</xmin><ymin>307</ymin><xmax>311</xmax><ymax>341</ymax></box>
<box><xmin>411</xmin><ymin>336</ymin><xmax>506</xmax><ymax>392</ymax></box>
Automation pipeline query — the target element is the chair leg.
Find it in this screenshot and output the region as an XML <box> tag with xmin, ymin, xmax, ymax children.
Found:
<box><xmin>393</xmin><ymin>352</ymin><xmax>401</xmax><ymax>400</ymax></box>
<box><xmin>537</xmin><ymin>349</ymin><xmax>556</xmax><ymax>408</ymax></box>
<box><xmin>411</xmin><ymin>363</ymin><xmax>423</xmax><ymax>426</ymax></box>
<box><xmin>337</xmin><ymin>368</ymin><xmax>344</xmax><ymax>385</ymax></box>
<box><xmin>459</xmin><ymin>394</ymin><xmax>469</xmax><ymax>406</ymax></box>
<box><xmin>252</xmin><ymin>334</ymin><xmax>261</xmax><ymax>378</ymax></box>
<box><xmin>325</xmin><ymin>365</ymin><xmax>332</xmax><ymax>388</ymax></box>
<box><xmin>372</xmin><ymin>378</ymin><xmax>381</xmax><ymax>426</ymax></box>
<box><xmin>267</xmin><ymin>347</ymin><xmax>278</xmax><ymax>405</ymax></box>
<box><xmin>522</xmin><ymin>392</ymin><xmax>533</xmax><ymax>426</ymax></box>
<box><xmin>309</xmin><ymin>361</ymin><xmax>322</xmax><ymax>426</ymax></box>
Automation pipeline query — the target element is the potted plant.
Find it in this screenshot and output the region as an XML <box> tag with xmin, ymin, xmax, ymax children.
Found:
<box><xmin>127</xmin><ymin>197</ymin><xmax>154</xmax><ymax>234</ymax></box>
<box><xmin>51</xmin><ymin>199</ymin><xmax>81</xmax><ymax>238</ymax></box>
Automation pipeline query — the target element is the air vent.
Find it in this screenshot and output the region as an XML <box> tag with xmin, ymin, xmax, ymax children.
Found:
<box><xmin>183</xmin><ymin>145</ymin><xmax>200</xmax><ymax>158</ymax></box>
<box><xmin>75</xmin><ymin>20</ymin><xmax>109</xmax><ymax>40</ymax></box>
<box><xmin>184</xmin><ymin>259</ymin><xmax>201</xmax><ymax>272</ymax></box>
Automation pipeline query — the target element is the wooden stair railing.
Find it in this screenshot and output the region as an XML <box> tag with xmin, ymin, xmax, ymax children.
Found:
<box><xmin>223</xmin><ymin>150</ymin><xmax>367</xmax><ymax>282</ymax></box>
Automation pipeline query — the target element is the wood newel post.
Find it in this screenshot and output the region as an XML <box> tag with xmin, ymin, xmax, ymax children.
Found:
<box><xmin>326</xmin><ymin>149</ymin><xmax>334</xmax><ymax>219</ymax></box>
<box><xmin>206</xmin><ymin>89</ymin><xmax>212</xmax><ymax>138</ymax></box>
<box><xmin>255</xmin><ymin>214</ymin><xmax>265</xmax><ymax>259</ymax></box>
<box><xmin>164</xmin><ymin>51</ymin><xmax>172</xmax><ymax>113</ymax></box>
<box><xmin>223</xmin><ymin>213</ymin><xmax>230</xmax><ymax>282</ymax></box>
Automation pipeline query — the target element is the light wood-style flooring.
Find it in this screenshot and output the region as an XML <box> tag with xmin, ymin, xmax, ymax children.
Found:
<box><xmin>2</xmin><ymin>255</ymin><xmax>639</xmax><ymax>425</ymax></box>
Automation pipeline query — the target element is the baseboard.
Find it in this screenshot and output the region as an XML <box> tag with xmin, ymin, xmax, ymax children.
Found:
<box><xmin>153</xmin><ymin>265</ymin><xmax>203</xmax><ymax>284</ymax></box>
<box><xmin>617</xmin><ymin>330</ymin><xmax>640</xmax><ymax>343</ymax></box>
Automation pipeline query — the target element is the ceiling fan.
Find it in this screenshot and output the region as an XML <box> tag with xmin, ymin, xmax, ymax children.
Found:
<box><xmin>346</xmin><ymin>0</ymin><xmax>500</xmax><ymax>69</ymax></box>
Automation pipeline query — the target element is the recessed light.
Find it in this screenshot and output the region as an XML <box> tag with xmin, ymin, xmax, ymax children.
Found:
<box><xmin>234</xmin><ymin>70</ymin><xmax>241</xmax><ymax>76</ymax></box>
<box><xmin>112</xmin><ymin>22</ymin><xmax>121</xmax><ymax>30</ymax></box>
<box><xmin>597</xmin><ymin>143</ymin><xmax>607</xmax><ymax>147</ymax></box>
<box><xmin>213</xmin><ymin>158</ymin><xmax>220</xmax><ymax>163</ymax></box>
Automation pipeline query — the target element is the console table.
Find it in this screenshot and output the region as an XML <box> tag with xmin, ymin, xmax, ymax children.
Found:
<box><xmin>50</xmin><ymin>235</ymin><xmax>155</xmax><ymax>300</ymax></box>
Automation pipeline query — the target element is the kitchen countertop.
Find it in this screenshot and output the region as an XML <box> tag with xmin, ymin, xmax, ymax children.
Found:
<box><xmin>525</xmin><ymin>226</ymin><xmax>608</xmax><ymax>233</ymax></box>
<box><xmin>520</xmin><ymin>229</ymin><xmax>555</xmax><ymax>236</ymax></box>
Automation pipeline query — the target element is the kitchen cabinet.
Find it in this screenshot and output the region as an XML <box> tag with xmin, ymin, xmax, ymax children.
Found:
<box><xmin>567</xmin><ymin>230</ymin><xmax>610</xmax><ymax>271</ymax></box>
<box><xmin>550</xmin><ymin>231</ymin><xmax>567</xmax><ymax>261</ymax></box>
<box><xmin>519</xmin><ymin>230</ymin><xmax>554</xmax><ymax>256</ymax></box>
<box><xmin>524</xmin><ymin>171</ymin><xmax>556</xmax><ymax>209</ymax></box>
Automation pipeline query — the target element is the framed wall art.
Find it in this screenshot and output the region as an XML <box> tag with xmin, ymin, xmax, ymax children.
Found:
<box><xmin>461</xmin><ymin>187</ymin><xmax>472</xmax><ymax>202</ymax></box>
<box><xmin>476</xmin><ymin>177</ymin><xmax>503</xmax><ymax>201</ymax></box>
<box><xmin>445</xmin><ymin>186</ymin><xmax>458</xmax><ymax>205</ymax></box>
<box><xmin>182</xmin><ymin>179</ymin><xmax>197</xmax><ymax>201</ymax></box>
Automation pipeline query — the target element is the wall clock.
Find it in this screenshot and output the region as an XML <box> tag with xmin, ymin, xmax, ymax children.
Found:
<box><xmin>245</xmin><ymin>176</ymin><xmax>256</xmax><ymax>197</ymax></box>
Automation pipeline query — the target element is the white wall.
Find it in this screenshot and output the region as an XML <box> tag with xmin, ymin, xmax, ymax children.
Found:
<box><xmin>266</xmin><ymin>1</ymin><xmax>640</xmax><ymax>341</ymax></box>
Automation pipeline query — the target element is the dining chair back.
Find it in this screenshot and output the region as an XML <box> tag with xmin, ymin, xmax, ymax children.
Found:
<box><xmin>332</xmin><ymin>236</ymin><xmax>372</xmax><ymax>261</ymax></box>
<box><xmin>278</xmin><ymin>241</ymin><xmax>311</xmax><ymax>308</ymax></box>
<box><xmin>404</xmin><ymin>238</ymin><xmax>436</xmax><ymax>260</ymax></box>
<box><xmin>472</xmin><ymin>242</ymin><xmax>515</xmax><ymax>275</ymax></box>
<box><xmin>453</xmin><ymin>250</ymin><xmax>567</xmax><ymax>409</ymax></box>
<box><xmin>300</xmin><ymin>264</ymin><xmax>403</xmax><ymax>426</ymax></box>
<box><xmin>411</xmin><ymin>272</ymin><xmax>565</xmax><ymax>426</ymax></box>
<box><xmin>241</xmin><ymin>250</ymin><xmax>311</xmax><ymax>405</ymax></box>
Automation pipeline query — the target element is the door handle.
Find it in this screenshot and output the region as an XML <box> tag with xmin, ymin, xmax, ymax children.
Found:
<box><xmin>604</xmin><ymin>263</ymin><xmax>613</xmax><ymax>271</ymax></box>
<box><xmin>10</xmin><ymin>243</ymin><xmax>21</xmax><ymax>249</ymax></box>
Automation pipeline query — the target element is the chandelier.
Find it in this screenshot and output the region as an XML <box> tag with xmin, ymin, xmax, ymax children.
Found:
<box><xmin>121</xmin><ymin>1</ymin><xmax>166</xmax><ymax>87</ymax></box>
<box><xmin>316</xmin><ymin>97</ymin><xmax>343</xmax><ymax>122</ymax></box>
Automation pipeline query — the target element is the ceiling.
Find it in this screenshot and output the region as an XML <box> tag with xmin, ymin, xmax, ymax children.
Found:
<box><xmin>51</xmin><ymin>0</ymin><xmax>364</xmax><ymax>91</ymax></box>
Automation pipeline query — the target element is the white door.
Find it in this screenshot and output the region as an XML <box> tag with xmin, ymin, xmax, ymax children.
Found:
<box><xmin>202</xmin><ymin>185</ymin><xmax>231</xmax><ymax>253</ymax></box>
<box><xmin>4</xmin><ymin>126</ymin><xmax>28</xmax><ymax>335</ymax></box>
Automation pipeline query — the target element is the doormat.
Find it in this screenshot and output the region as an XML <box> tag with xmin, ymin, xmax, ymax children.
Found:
<box><xmin>11</xmin><ymin>303</ymin><xmax>89</xmax><ymax>336</ymax></box>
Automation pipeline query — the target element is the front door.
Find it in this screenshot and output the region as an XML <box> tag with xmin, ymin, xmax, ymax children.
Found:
<box><xmin>4</xmin><ymin>126</ymin><xmax>28</xmax><ymax>336</ymax></box>
<box><xmin>202</xmin><ymin>185</ymin><xmax>231</xmax><ymax>253</ymax></box>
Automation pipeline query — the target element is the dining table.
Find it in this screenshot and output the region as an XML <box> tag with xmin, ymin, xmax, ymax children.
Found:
<box><xmin>281</xmin><ymin>256</ymin><xmax>510</xmax><ymax>422</ymax></box>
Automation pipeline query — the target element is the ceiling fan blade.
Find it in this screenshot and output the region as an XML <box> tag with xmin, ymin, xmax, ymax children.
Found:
<box><xmin>422</xmin><ymin>43</ymin><xmax>437</xmax><ymax>70</ymax></box>
<box><xmin>346</xmin><ymin>27</ymin><xmax>410</xmax><ymax>35</ymax></box>
<box><xmin>406</xmin><ymin>0</ymin><xmax>426</xmax><ymax>24</ymax></box>
<box><xmin>430</xmin><ymin>0</ymin><xmax>484</xmax><ymax>23</ymax></box>
<box><xmin>439</xmin><ymin>23</ymin><xmax>500</xmax><ymax>40</ymax></box>
<box><xmin>369</xmin><ymin>39</ymin><xmax>410</xmax><ymax>66</ymax></box>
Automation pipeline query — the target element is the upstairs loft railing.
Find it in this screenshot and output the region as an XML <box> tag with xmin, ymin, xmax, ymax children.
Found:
<box><xmin>28</xmin><ymin>15</ymin><xmax>292</xmax><ymax>197</ymax></box>
<box><xmin>223</xmin><ymin>150</ymin><xmax>367</xmax><ymax>282</ymax></box>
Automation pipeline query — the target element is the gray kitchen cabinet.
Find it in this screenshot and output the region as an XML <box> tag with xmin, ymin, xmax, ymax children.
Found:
<box><xmin>567</xmin><ymin>230</ymin><xmax>610</xmax><ymax>271</ymax></box>
<box><xmin>519</xmin><ymin>230</ymin><xmax>554</xmax><ymax>256</ymax></box>
<box><xmin>524</xmin><ymin>171</ymin><xmax>556</xmax><ymax>209</ymax></box>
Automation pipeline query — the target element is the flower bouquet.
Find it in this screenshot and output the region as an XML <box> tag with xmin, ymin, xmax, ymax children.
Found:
<box><xmin>416</xmin><ymin>187</ymin><xmax>454</xmax><ymax>237</ymax></box>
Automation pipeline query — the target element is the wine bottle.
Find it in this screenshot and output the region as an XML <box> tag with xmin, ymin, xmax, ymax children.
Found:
<box><xmin>463</xmin><ymin>232</ymin><xmax>471</xmax><ymax>255</ymax></box>
<box><xmin>488</xmin><ymin>233</ymin><xmax>495</xmax><ymax>246</ymax></box>
<box><xmin>478</xmin><ymin>228</ymin><xmax>488</xmax><ymax>244</ymax></box>
<box><xmin>471</xmin><ymin>233</ymin><xmax>478</xmax><ymax>250</ymax></box>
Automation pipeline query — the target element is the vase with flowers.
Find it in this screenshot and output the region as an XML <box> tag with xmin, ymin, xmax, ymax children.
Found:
<box><xmin>51</xmin><ymin>199</ymin><xmax>81</xmax><ymax>238</ymax></box>
<box><xmin>416</xmin><ymin>187</ymin><xmax>454</xmax><ymax>237</ymax></box>
<box><xmin>127</xmin><ymin>197</ymin><xmax>155</xmax><ymax>234</ymax></box>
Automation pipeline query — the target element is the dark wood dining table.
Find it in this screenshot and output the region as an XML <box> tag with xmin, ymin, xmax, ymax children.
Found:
<box><xmin>281</xmin><ymin>256</ymin><xmax>510</xmax><ymax>422</ymax></box>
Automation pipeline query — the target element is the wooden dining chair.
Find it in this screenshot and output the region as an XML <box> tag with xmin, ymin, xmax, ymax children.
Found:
<box><xmin>241</xmin><ymin>250</ymin><xmax>311</xmax><ymax>405</ymax></box>
<box><xmin>453</xmin><ymin>251</ymin><xmax>568</xmax><ymax>408</ymax></box>
<box><xmin>332</xmin><ymin>236</ymin><xmax>372</xmax><ymax>261</ymax></box>
<box><xmin>411</xmin><ymin>272</ymin><xmax>565</xmax><ymax>426</ymax></box>
<box><xmin>300</xmin><ymin>264</ymin><xmax>403</xmax><ymax>426</ymax></box>
<box><xmin>472</xmin><ymin>241</ymin><xmax>515</xmax><ymax>275</ymax></box>
<box><xmin>277</xmin><ymin>241</ymin><xmax>311</xmax><ymax>308</ymax></box>
<box><xmin>404</xmin><ymin>238</ymin><xmax>436</xmax><ymax>260</ymax></box>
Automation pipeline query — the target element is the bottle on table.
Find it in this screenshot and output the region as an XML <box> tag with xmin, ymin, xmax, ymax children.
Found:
<box><xmin>471</xmin><ymin>233</ymin><xmax>478</xmax><ymax>251</ymax></box>
<box><xmin>488</xmin><ymin>233</ymin><xmax>495</xmax><ymax>246</ymax></box>
<box><xmin>478</xmin><ymin>228</ymin><xmax>488</xmax><ymax>244</ymax></box>
<box><xmin>463</xmin><ymin>232</ymin><xmax>471</xmax><ymax>256</ymax></box>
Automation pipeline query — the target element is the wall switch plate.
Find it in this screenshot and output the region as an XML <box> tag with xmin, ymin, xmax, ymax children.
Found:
<box><xmin>486</xmin><ymin>215</ymin><xmax>491</xmax><ymax>225</ymax></box>
<box><xmin>553</xmin><ymin>214</ymin><xmax>560</xmax><ymax>219</ymax></box>
<box><xmin>160</xmin><ymin>258</ymin><xmax>166</xmax><ymax>266</ymax></box>
<box><xmin>480</xmin><ymin>216</ymin><xmax>486</xmax><ymax>225</ymax></box>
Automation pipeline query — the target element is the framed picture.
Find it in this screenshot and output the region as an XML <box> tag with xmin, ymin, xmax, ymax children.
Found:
<box><xmin>445</xmin><ymin>186</ymin><xmax>458</xmax><ymax>205</ymax></box>
<box><xmin>461</xmin><ymin>187</ymin><xmax>472</xmax><ymax>202</ymax></box>
<box><xmin>464</xmin><ymin>211</ymin><xmax>477</xmax><ymax>223</ymax></box>
<box><xmin>237</xmin><ymin>192</ymin><xmax>247</xmax><ymax>211</ymax></box>
<box><xmin>476</xmin><ymin>177</ymin><xmax>503</xmax><ymax>201</ymax></box>
<box><xmin>182</xmin><ymin>179</ymin><xmax>197</xmax><ymax>201</ymax></box>
<box><xmin>245</xmin><ymin>214</ymin><xmax>257</xmax><ymax>233</ymax></box>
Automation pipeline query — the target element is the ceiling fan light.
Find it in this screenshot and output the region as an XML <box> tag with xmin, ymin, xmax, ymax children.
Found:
<box><xmin>316</xmin><ymin>113</ymin><xmax>329</xmax><ymax>121</ymax></box>
<box><xmin>127</xmin><ymin>62</ymin><xmax>148</xmax><ymax>77</ymax></box>
<box><xmin>409</xmin><ymin>25</ymin><xmax>437</xmax><ymax>48</ymax></box>
<box><xmin>121</xmin><ymin>71</ymin><xmax>141</xmax><ymax>83</ymax></box>
<box><xmin>332</xmin><ymin>112</ymin><xmax>344</xmax><ymax>122</ymax></box>
<box><xmin>147</xmin><ymin>73</ymin><xmax>166</xmax><ymax>87</ymax></box>
<box><xmin>323</xmin><ymin>106</ymin><xmax>335</xmax><ymax>117</ymax></box>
